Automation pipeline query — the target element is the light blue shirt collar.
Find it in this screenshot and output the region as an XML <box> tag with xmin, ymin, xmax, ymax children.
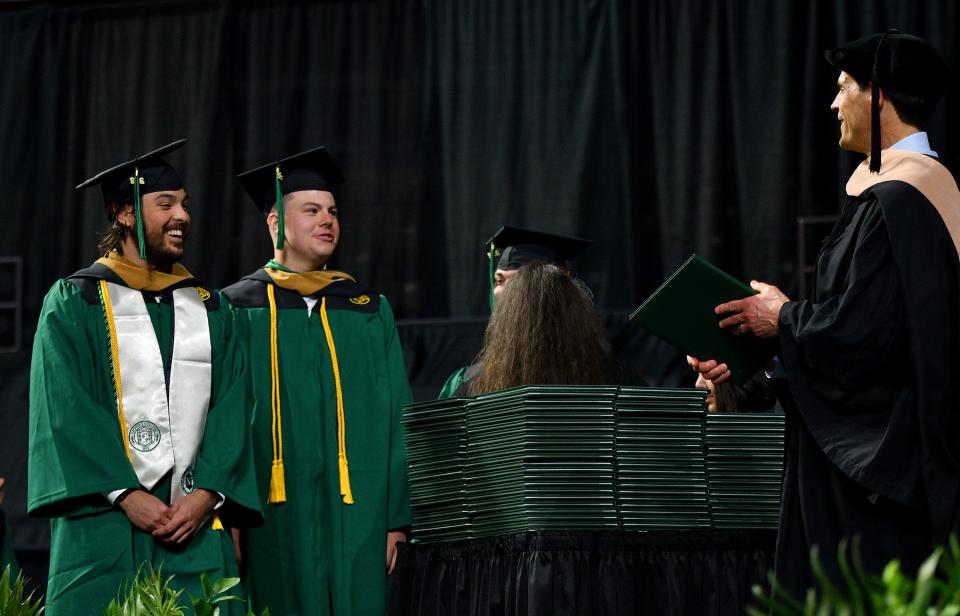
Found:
<box><xmin>889</xmin><ymin>132</ymin><xmax>938</xmax><ymax>158</ymax></box>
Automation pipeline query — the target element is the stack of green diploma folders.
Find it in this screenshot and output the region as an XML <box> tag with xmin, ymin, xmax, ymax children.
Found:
<box><xmin>615</xmin><ymin>387</ymin><xmax>712</xmax><ymax>530</ymax></box>
<box><xmin>704</xmin><ymin>412</ymin><xmax>785</xmax><ymax>528</ymax></box>
<box><xmin>402</xmin><ymin>385</ymin><xmax>785</xmax><ymax>543</ymax></box>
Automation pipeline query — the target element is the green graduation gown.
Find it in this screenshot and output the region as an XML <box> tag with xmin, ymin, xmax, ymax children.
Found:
<box><xmin>437</xmin><ymin>364</ymin><xmax>480</xmax><ymax>399</ymax></box>
<box><xmin>223</xmin><ymin>267</ymin><xmax>412</xmax><ymax>616</ymax></box>
<box><xmin>28</xmin><ymin>257</ymin><xmax>262</xmax><ymax>616</ymax></box>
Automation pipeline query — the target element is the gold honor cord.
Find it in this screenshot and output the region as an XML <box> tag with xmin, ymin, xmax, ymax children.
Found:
<box><xmin>98</xmin><ymin>280</ymin><xmax>133</xmax><ymax>460</ymax></box>
<box><xmin>320</xmin><ymin>297</ymin><xmax>354</xmax><ymax>504</ymax></box>
<box><xmin>267</xmin><ymin>284</ymin><xmax>287</xmax><ymax>503</ymax></box>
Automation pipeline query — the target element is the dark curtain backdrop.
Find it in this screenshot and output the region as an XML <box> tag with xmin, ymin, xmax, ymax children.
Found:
<box><xmin>1</xmin><ymin>0</ymin><xmax>959</xmax><ymax>580</ymax></box>
<box><xmin>2</xmin><ymin>0</ymin><xmax>957</xmax><ymax>322</ymax></box>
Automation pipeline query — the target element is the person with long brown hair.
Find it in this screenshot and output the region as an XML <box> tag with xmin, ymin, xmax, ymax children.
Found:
<box><xmin>467</xmin><ymin>261</ymin><xmax>616</xmax><ymax>396</ymax></box>
<box><xmin>437</xmin><ymin>226</ymin><xmax>592</xmax><ymax>398</ymax></box>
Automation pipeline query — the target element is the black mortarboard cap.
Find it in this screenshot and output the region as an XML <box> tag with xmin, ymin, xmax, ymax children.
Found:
<box><xmin>484</xmin><ymin>226</ymin><xmax>591</xmax><ymax>309</ymax></box>
<box><xmin>825</xmin><ymin>32</ymin><xmax>948</xmax><ymax>172</ymax></box>
<box><xmin>237</xmin><ymin>146</ymin><xmax>345</xmax><ymax>249</ymax></box>
<box><xmin>76</xmin><ymin>139</ymin><xmax>187</xmax><ymax>205</ymax></box>
<box><xmin>486</xmin><ymin>225</ymin><xmax>591</xmax><ymax>271</ymax></box>
<box><xmin>75</xmin><ymin>139</ymin><xmax>188</xmax><ymax>259</ymax></box>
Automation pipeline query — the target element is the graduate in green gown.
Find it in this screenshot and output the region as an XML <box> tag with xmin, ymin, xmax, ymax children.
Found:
<box><xmin>224</xmin><ymin>147</ymin><xmax>412</xmax><ymax>616</ymax></box>
<box><xmin>28</xmin><ymin>141</ymin><xmax>262</xmax><ymax>616</ymax></box>
<box><xmin>438</xmin><ymin>226</ymin><xmax>592</xmax><ymax>398</ymax></box>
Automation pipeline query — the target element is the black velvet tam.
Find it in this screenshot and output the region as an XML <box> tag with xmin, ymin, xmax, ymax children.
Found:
<box><xmin>825</xmin><ymin>32</ymin><xmax>948</xmax><ymax>112</ymax></box>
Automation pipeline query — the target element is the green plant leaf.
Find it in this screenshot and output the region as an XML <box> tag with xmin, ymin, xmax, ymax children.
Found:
<box><xmin>906</xmin><ymin>547</ymin><xmax>942</xmax><ymax>613</ymax></box>
<box><xmin>802</xmin><ymin>586</ymin><xmax>819</xmax><ymax>616</ymax></box>
<box><xmin>210</xmin><ymin>577</ymin><xmax>240</xmax><ymax>597</ymax></box>
<box><xmin>0</xmin><ymin>564</ymin><xmax>44</xmax><ymax>616</ymax></box>
<box><xmin>192</xmin><ymin>602</ymin><xmax>214</xmax><ymax>616</ymax></box>
<box><xmin>836</xmin><ymin>538</ymin><xmax>866</xmax><ymax>616</ymax></box>
<box><xmin>747</xmin><ymin>573</ymin><xmax>814</xmax><ymax>616</ymax></box>
<box><xmin>809</xmin><ymin>544</ymin><xmax>850</xmax><ymax>611</ymax></box>
<box><xmin>881</xmin><ymin>559</ymin><xmax>911</xmax><ymax>610</ymax></box>
<box><xmin>201</xmin><ymin>571</ymin><xmax>214</xmax><ymax>600</ymax></box>
<box><xmin>0</xmin><ymin>565</ymin><xmax>11</xmax><ymax>611</ymax></box>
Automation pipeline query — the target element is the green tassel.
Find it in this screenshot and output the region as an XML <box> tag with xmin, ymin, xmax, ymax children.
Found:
<box><xmin>133</xmin><ymin>167</ymin><xmax>146</xmax><ymax>260</ymax></box>
<box><xmin>275</xmin><ymin>166</ymin><xmax>285</xmax><ymax>250</ymax></box>
<box><xmin>487</xmin><ymin>242</ymin><xmax>496</xmax><ymax>310</ymax></box>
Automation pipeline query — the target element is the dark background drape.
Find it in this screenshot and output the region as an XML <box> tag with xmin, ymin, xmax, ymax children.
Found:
<box><xmin>1</xmin><ymin>0</ymin><xmax>958</xmax><ymax>591</ymax></box>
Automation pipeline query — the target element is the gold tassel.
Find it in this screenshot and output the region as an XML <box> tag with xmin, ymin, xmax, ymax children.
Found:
<box><xmin>320</xmin><ymin>297</ymin><xmax>354</xmax><ymax>505</ymax></box>
<box><xmin>211</xmin><ymin>515</ymin><xmax>224</xmax><ymax>531</ymax></box>
<box><xmin>269</xmin><ymin>459</ymin><xmax>287</xmax><ymax>503</ymax></box>
<box><xmin>266</xmin><ymin>284</ymin><xmax>287</xmax><ymax>504</ymax></box>
<box><xmin>339</xmin><ymin>455</ymin><xmax>354</xmax><ymax>505</ymax></box>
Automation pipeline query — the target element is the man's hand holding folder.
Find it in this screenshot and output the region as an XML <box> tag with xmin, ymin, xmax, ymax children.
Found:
<box><xmin>690</xmin><ymin>280</ymin><xmax>790</xmax><ymax>384</ymax></box>
<box><xmin>630</xmin><ymin>255</ymin><xmax>785</xmax><ymax>386</ymax></box>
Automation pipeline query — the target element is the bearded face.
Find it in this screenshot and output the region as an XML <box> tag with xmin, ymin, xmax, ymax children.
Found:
<box><xmin>130</xmin><ymin>189</ymin><xmax>191</xmax><ymax>267</ymax></box>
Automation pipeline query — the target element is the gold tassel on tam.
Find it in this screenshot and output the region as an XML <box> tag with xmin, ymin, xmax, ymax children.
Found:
<box><xmin>320</xmin><ymin>297</ymin><xmax>354</xmax><ymax>504</ymax></box>
<box><xmin>267</xmin><ymin>284</ymin><xmax>287</xmax><ymax>503</ymax></box>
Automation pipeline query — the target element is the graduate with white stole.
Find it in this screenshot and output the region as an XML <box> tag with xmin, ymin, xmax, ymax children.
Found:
<box><xmin>28</xmin><ymin>140</ymin><xmax>263</xmax><ymax>615</ymax></box>
<box><xmin>223</xmin><ymin>147</ymin><xmax>412</xmax><ymax>616</ymax></box>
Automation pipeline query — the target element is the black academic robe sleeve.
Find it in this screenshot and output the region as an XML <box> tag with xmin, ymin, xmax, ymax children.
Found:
<box><xmin>779</xmin><ymin>183</ymin><xmax>960</xmax><ymax>536</ymax></box>
<box><xmin>778</xmin><ymin>197</ymin><xmax>921</xmax><ymax>507</ymax></box>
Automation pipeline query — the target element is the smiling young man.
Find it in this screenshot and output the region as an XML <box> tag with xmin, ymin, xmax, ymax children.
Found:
<box><xmin>28</xmin><ymin>140</ymin><xmax>262</xmax><ymax>615</ymax></box>
<box><xmin>223</xmin><ymin>147</ymin><xmax>412</xmax><ymax>616</ymax></box>
<box><xmin>690</xmin><ymin>32</ymin><xmax>960</xmax><ymax>595</ymax></box>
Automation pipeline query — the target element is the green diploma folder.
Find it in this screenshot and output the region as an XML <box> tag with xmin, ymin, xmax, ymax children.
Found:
<box><xmin>629</xmin><ymin>254</ymin><xmax>774</xmax><ymax>385</ymax></box>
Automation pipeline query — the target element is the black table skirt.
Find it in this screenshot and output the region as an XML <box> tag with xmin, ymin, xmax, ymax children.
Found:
<box><xmin>389</xmin><ymin>529</ymin><xmax>776</xmax><ymax>616</ymax></box>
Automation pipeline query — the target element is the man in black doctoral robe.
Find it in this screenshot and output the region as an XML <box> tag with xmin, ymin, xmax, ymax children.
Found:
<box><xmin>692</xmin><ymin>32</ymin><xmax>960</xmax><ymax>597</ymax></box>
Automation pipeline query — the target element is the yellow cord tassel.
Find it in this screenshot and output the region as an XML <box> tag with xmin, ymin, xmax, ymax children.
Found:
<box><xmin>339</xmin><ymin>456</ymin><xmax>354</xmax><ymax>505</ymax></box>
<box><xmin>211</xmin><ymin>515</ymin><xmax>224</xmax><ymax>531</ymax></box>
<box><xmin>267</xmin><ymin>284</ymin><xmax>287</xmax><ymax>503</ymax></box>
<box><xmin>269</xmin><ymin>459</ymin><xmax>287</xmax><ymax>503</ymax></box>
<box><xmin>320</xmin><ymin>297</ymin><xmax>354</xmax><ymax>504</ymax></box>
<box><xmin>99</xmin><ymin>280</ymin><xmax>132</xmax><ymax>461</ymax></box>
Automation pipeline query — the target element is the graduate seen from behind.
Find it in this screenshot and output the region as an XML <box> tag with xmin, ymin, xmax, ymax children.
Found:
<box><xmin>690</xmin><ymin>32</ymin><xmax>960</xmax><ymax>596</ymax></box>
<box><xmin>467</xmin><ymin>261</ymin><xmax>619</xmax><ymax>396</ymax></box>
<box><xmin>438</xmin><ymin>226</ymin><xmax>593</xmax><ymax>398</ymax></box>
<box><xmin>223</xmin><ymin>147</ymin><xmax>412</xmax><ymax>616</ymax></box>
<box><xmin>28</xmin><ymin>140</ymin><xmax>263</xmax><ymax>615</ymax></box>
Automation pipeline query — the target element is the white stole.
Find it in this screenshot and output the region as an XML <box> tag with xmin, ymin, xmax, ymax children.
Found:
<box><xmin>106</xmin><ymin>283</ymin><xmax>212</xmax><ymax>503</ymax></box>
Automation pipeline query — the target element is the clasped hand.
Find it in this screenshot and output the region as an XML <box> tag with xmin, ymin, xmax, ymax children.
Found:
<box><xmin>119</xmin><ymin>489</ymin><xmax>217</xmax><ymax>545</ymax></box>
